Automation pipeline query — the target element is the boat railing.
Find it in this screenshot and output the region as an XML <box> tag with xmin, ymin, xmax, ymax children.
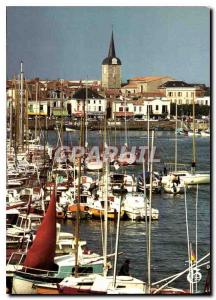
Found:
<box><xmin>18</xmin><ymin>266</ymin><xmax>58</xmax><ymax>277</ymax></box>
<box><xmin>163</xmin><ymin>162</ymin><xmax>191</xmax><ymax>172</ymax></box>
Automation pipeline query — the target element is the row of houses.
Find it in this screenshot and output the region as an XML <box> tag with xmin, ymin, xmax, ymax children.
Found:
<box><xmin>23</xmin><ymin>89</ymin><xmax>210</xmax><ymax>121</ymax></box>
<box><xmin>6</xmin><ymin>76</ymin><xmax>210</xmax><ymax>120</ymax></box>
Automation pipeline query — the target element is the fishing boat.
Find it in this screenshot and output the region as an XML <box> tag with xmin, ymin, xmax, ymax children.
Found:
<box><xmin>122</xmin><ymin>193</ymin><xmax>159</xmax><ymax>221</ymax></box>
<box><xmin>88</xmin><ymin>198</ymin><xmax>124</xmax><ymax>220</ymax></box>
<box><xmin>66</xmin><ymin>195</ymin><xmax>90</xmax><ymax>220</ymax></box>
<box><xmin>107</xmin><ymin>173</ymin><xmax>137</xmax><ymax>193</ymax></box>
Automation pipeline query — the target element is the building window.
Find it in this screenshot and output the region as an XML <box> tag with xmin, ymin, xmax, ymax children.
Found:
<box><xmin>88</xmin><ymin>100</ymin><xmax>90</xmax><ymax>104</ymax></box>
<box><xmin>178</xmin><ymin>99</ymin><xmax>182</xmax><ymax>105</ymax></box>
<box><xmin>162</xmin><ymin>105</ymin><xmax>167</xmax><ymax>113</ymax></box>
<box><xmin>178</xmin><ymin>92</ymin><xmax>182</xmax><ymax>97</ymax></box>
<box><xmin>134</xmin><ymin>106</ymin><xmax>137</xmax><ymax>112</ymax></box>
<box><xmin>53</xmin><ymin>102</ymin><xmax>57</xmax><ymax>108</ymax></box>
<box><xmin>98</xmin><ymin>106</ymin><xmax>101</xmax><ymax>111</ymax></box>
<box><xmin>148</xmin><ymin>105</ymin><xmax>153</xmax><ymax>114</ymax></box>
<box><xmin>125</xmin><ymin>107</ymin><xmax>129</xmax><ymax>112</ymax></box>
<box><xmin>29</xmin><ymin>104</ymin><xmax>33</xmax><ymax>112</ymax></box>
<box><xmin>186</xmin><ymin>92</ymin><xmax>188</xmax><ymax>97</ymax></box>
<box><xmin>99</xmin><ymin>100</ymin><xmax>101</xmax><ymax>104</ymax></box>
<box><xmin>205</xmin><ymin>100</ymin><xmax>208</xmax><ymax>105</ymax></box>
<box><xmin>94</xmin><ymin>100</ymin><xmax>96</xmax><ymax>104</ymax></box>
<box><xmin>40</xmin><ymin>105</ymin><xmax>44</xmax><ymax>112</ymax></box>
<box><xmin>191</xmin><ymin>92</ymin><xmax>194</xmax><ymax>97</ymax></box>
<box><xmin>168</xmin><ymin>92</ymin><xmax>173</xmax><ymax>97</ymax></box>
<box><xmin>155</xmin><ymin>105</ymin><xmax>159</xmax><ymax>110</ymax></box>
<box><xmin>139</xmin><ymin>106</ymin><xmax>142</xmax><ymax>112</ymax></box>
<box><xmin>119</xmin><ymin>107</ymin><xmax>123</xmax><ymax>112</ymax></box>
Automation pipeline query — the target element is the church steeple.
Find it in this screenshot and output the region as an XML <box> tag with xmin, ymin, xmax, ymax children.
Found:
<box><xmin>101</xmin><ymin>30</ymin><xmax>122</xmax><ymax>89</ymax></box>
<box><xmin>102</xmin><ymin>31</ymin><xmax>121</xmax><ymax>66</ymax></box>
<box><xmin>108</xmin><ymin>31</ymin><xmax>116</xmax><ymax>58</ymax></box>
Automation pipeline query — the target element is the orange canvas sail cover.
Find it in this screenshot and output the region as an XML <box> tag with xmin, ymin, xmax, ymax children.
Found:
<box><xmin>23</xmin><ymin>189</ymin><xmax>56</xmax><ymax>271</ymax></box>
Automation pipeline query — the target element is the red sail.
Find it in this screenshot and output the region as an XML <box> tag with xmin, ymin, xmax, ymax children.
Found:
<box><xmin>23</xmin><ymin>189</ymin><xmax>56</xmax><ymax>271</ymax></box>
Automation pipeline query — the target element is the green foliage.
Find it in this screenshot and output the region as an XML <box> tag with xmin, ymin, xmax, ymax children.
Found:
<box><xmin>170</xmin><ymin>103</ymin><xmax>210</xmax><ymax>117</ymax></box>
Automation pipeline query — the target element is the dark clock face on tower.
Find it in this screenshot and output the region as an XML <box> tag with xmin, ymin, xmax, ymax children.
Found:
<box><xmin>112</xmin><ymin>58</ymin><xmax>117</xmax><ymax>64</ymax></box>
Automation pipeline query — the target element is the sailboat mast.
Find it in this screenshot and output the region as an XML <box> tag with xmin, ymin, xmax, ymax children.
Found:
<box><xmin>74</xmin><ymin>119</ymin><xmax>83</xmax><ymax>278</ymax></box>
<box><xmin>143</xmin><ymin>159</ymin><xmax>149</xmax><ymax>285</ymax></box>
<box><xmin>113</xmin><ymin>186</ymin><xmax>123</xmax><ymax>287</ymax></box>
<box><xmin>25</xmin><ymin>87</ymin><xmax>29</xmax><ymax>151</ymax></box>
<box><xmin>19</xmin><ymin>61</ymin><xmax>24</xmax><ymax>150</ymax></box>
<box><xmin>103</xmin><ymin>112</ymin><xmax>108</xmax><ymax>277</ymax></box>
<box><xmin>60</xmin><ymin>79</ymin><xmax>64</xmax><ymax>145</ymax></box>
<box><xmin>124</xmin><ymin>96</ymin><xmax>128</xmax><ymax>147</ymax></box>
<box><xmin>147</xmin><ymin>103</ymin><xmax>150</xmax><ymax>172</ymax></box>
<box><xmin>35</xmin><ymin>81</ymin><xmax>38</xmax><ymax>140</ymax></box>
<box><xmin>147</xmin><ymin>130</ymin><xmax>154</xmax><ymax>293</ymax></box>
<box><xmin>192</xmin><ymin>93</ymin><xmax>196</xmax><ymax>165</ymax></box>
<box><xmin>114</xmin><ymin>101</ymin><xmax>117</xmax><ymax>147</ymax></box>
<box><xmin>9</xmin><ymin>98</ymin><xmax>13</xmax><ymax>149</ymax></box>
<box><xmin>103</xmin><ymin>158</ymin><xmax>108</xmax><ymax>277</ymax></box>
<box><xmin>175</xmin><ymin>101</ymin><xmax>178</xmax><ymax>171</ymax></box>
<box><xmin>85</xmin><ymin>78</ymin><xmax>88</xmax><ymax>149</ymax></box>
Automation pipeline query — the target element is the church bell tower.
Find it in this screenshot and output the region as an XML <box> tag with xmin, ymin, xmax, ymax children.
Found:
<box><xmin>101</xmin><ymin>31</ymin><xmax>122</xmax><ymax>89</ymax></box>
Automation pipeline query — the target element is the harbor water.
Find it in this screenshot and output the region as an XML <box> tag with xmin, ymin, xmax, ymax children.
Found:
<box><xmin>47</xmin><ymin>130</ymin><xmax>210</xmax><ymax>290</ymax></box>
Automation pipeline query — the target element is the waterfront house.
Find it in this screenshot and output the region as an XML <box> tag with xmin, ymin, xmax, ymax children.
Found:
<box><xmin>65</xmin><ymin>88</ymin><xmax>106</xmax><ymax>119</ymax></box>
<box><xmin>159</xmin><ymin>81</ymin><xmax>205</xmax><ymax>105</ymax></box>
<box><xmin>112</xmin><ymin>96</ymin><xmax>170</xmax><ymax>120</ymax></box>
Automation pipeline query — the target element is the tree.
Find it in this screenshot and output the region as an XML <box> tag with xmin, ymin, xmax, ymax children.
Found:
<box><xmin>170</xmin><ymin>103</ymin><xmax>210</xmax><ymax>117</ymax></box>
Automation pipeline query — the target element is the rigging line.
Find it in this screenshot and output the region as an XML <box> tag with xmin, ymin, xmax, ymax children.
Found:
<box><xmin>184</xmin><ymin>186</ymin><xmax>192</xmax><ymax>293</ymax></box>
<box><xmin>152</xmin><ymin>259</ymin><xmax>210</xmax><ymax>288</ymax></box>
<box><xmin>152</xmin><ymin>254</ymin><xmax>210</xmax><ymax>294</ymax></box>
<box><xmin>143</xmin><ymin>159</ymin><xmax>149</xmax><ymax>284</ymax></box>
<box><xmin>195</xmin><ymin>184</ymin><xmax>199</xmax><ymax>293</ymax></box>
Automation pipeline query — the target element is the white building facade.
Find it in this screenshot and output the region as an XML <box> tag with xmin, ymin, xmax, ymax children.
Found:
<box><xmin>112</xmin><ymin>97</ymin><xmax>170</xmax><ymax>119</ymax></box>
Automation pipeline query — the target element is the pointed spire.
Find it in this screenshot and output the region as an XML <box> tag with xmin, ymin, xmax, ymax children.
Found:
<box><xmin>108</xmin><ymin>31</ymin><xmax>116</xmax><ymax>58</ymax></box>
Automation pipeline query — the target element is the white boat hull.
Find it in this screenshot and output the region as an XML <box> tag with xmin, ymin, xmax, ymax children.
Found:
<box><xmin>163</xmin><ymin>184</ymin><xmax>184</xmax><ymax>194</ymax></box>
<box><xmin>162</xmin><ymin>173</ymin><xmax>210</xmax><ymax>186</ymax></box>
<box><xmin>124</xmin><ymin>208</ymin><xmax>159</xmax><ymax>221</ymax></box>
<box><xmin>86</xmin><ymin>161</ymin><xmax>103</xmax><ymax>171</ymax></box>
<box><xmin>183</xmin><ymin>174</ymin><xmax>210</xmax><ymax>185</ymax></box>
<box><xmin>12</xmin><ymin>275</ymin><xmax>37</xmax><ymax>294</ymax></box>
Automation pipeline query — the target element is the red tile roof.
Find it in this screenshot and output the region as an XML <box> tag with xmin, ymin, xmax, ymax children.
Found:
<box><xmin>129</xmin><ymin>76</ymin><xmax>169</xmax><ymax>82</ymax></box>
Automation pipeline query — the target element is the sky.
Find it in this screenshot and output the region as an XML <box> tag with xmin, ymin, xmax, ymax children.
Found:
<box><xmin>6</xmin><ymin>6</ymin><xmax>210</xmax><ymax>84</ymax></box>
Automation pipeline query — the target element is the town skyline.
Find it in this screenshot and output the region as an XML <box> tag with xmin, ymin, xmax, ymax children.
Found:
<box><xmin>7</xmin><ymin>6</ymin><xmax>210</xmax><ymax>85</ymax></box>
